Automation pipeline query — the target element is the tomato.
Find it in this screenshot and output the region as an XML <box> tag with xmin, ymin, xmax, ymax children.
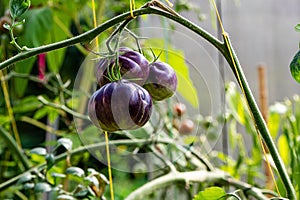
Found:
<box><xmin>178</xmin><ymin>119</ymin><xmax>194</xmax><ymax>134</ymax></box>
<box><xmin>143</xmin><ymin>61</ymin><xmax>177</xmax><ymax>101</ymax></box>
<box><xmin>96</xmin><ymin>47</ymin><xmax>149</xmax><ymax>87</ymax></box>
<box><xmin>88</xmin><ymin>79</ymin><xmax>152</xmax><ymax>132</ymax></box>
<box><xmin>290</xmin><ymin>49</ymin><xmax>300</xmax><ymax>84</ymax></box>
<box><xmin>173</xmin><ymin>103</ymin><xmax>186</xmax><ymax>117</ymax></box>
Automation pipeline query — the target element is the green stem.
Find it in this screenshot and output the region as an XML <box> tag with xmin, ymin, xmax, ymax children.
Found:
<box><xmin>0</xmin><ymin>126</ymin><xmax>31</xmax><ymax>170</ymax></box>
<box><xmin>0</xmin><ymin>138</ymin><xmax>172</xmax><ymax>191</ymax></box>
<box><xmin>222</xmin><ymin>36</ymin><xmax>296</xmax><ymax>199</ymax></box>
<box><xmin>0</xmin><ymin>6</ymin><xmax>224</xmax><ymax>70</ymax></box>
<box><xmin>125</xmin><ymin>170</ymin><xmax>269</xmax><ymax>200</ymax></box>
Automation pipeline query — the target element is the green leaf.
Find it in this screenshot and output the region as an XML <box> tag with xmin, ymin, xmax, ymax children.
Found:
<box><xmin>30</xmin><ymin>147</ymin><xmax>47</xmax><ymax>156</ymax></box>
<box><xmin>13</xmin><ymin>57</ymin><xmax>36</xmax><ymax>97</ymax></box>
<box><xmin>277</xmin><ymin>134</ymin><xmax>289</xmax><ymax>165</ymax></box>
<box><xmin>268</xmin><ymin>111</ymin><xmax>281</xmax><ymax>139</ymax></box>
<box><xmin>290</xmin><ymin>50</ymin><xmax>300</xmax><ymax>84</ymax></box>
<box><xmin>193</xmin><ymin>187</ymin><xmax>227</xmax><ymax>200</ymax></box>
<box><xmin>295</xmin><ymin>24</ymin><xmax>300</xmax><ymax>32</ymax></box>
<box><xmin>23</xmin><ymin>182</ymin><xmax>35</xmax><ymax>189</ymax></box>
<box><xmin>57</xmin><ymin>138</ymin><xmax>73</xmax><ymax>151</ymax></box>
<box><xmin>46</xmin><ymin>10</ymin><xmax>71</xmax><ymax>73</ymax></box>
<box><xmin>66</xmin><ymin>167</ymin><xmax>85</xmax><ymax>177</ymax></box>
<box><xmin>226</xmin><ymin>82</ymin><xmax>247</xmax><ymax>125</ymax></box>
<box><xmin>17</xmin><ymin>173</ymin><xmax>34</xmax><ymax>184</ymax></box>
<box><xmin>143</xmin><ymin>39</ymin><xmax>199</xmax><ymax>108</ymax></box>
<box><xmin>34</xmin><ymin>182</ymin><xmax>52</xmax><ymax>193</ymax></box>
<box><xmin>45</xmin><ymin>153</ymin><xmax>55</xmax><ymax>170</ymax></box>
<box><xmin>9</xmin><ymin>0</ymin><xmax>30</xmax><ymax>18</ymax></box>
<box><xmin>12</xmin><ymin>95</ymin><xmax>42</xmax><ymax>113</ymax></box>
<box><xmin>57</xmin><ymin>195</ymin><xmax>75</xmax><ymax>200</ymax></box>
<box><xmin>18</xmin><ymin>7</ymin><xmax>53</xmax><ymax>47</ymax></box>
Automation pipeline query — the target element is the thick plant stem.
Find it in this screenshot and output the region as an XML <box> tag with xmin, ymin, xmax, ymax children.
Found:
<box><xmin>125</xmin><ymin>170</ymin><xmax>269</xmax><ymax>200</ymax></box>
<box><xmin>222</xmin><ymin>36</ymin><xmax>296</xmax><ymax>199</ymax></box>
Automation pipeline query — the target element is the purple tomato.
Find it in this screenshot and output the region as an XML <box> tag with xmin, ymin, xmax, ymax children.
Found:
<box><xmin>88</xmin><ymin>79</ymin><xmax>152</xmax><ymax>132</ymax></box>
<box><xmin>96</xmin><ymin>47</ymin><xmax>149</xmax><ymax>87</ymax></box>
<box><xmin>143</xmin><ymin>61</ymin><xmax>177</xmax><ymax>101</ymax></box>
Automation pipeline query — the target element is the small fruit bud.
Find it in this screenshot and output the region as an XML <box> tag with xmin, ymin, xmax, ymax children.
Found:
<box><xmin>173</xmin><ymin>103</ymin><xmax>186</xmax><ymax>117</ymax></box>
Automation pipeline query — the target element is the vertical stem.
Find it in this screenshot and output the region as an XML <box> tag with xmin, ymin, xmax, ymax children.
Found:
<box><xmin>224</xmin><ymin>37</ymin><xmax>296</xmax><ymax>199</ymax></box>
<box><xmin>0</xmin><ymin>70</ymin><xmax>22</xmax><ymax>147</ymax></box>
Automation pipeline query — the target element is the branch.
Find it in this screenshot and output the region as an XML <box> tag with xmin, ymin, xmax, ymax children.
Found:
<box><xmin>0</xmin><ymin>4</ymin><xmax>224</xmax><ymax>70</ymax></box>
<box><xmin>222</xmin><ymin>35</ymin><xmax>296</xmax><ymax>199</ymax></box>
<box><xmin>125</xmin><ymin>170</ymin><xmax>270</xmax><ymax>200</ymax></box>
<box><xmin>0</xmin><ymin>138</ymin><xmax>172</xmax><ymax>191</ymax></box>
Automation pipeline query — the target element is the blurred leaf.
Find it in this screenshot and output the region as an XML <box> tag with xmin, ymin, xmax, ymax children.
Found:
<box><xmin>193</xmin><ymin>187</ymin><xmax>226</xmax><ymax>200</ymax></box>
<box><xmin>57</xmin><ymin>138</ymin><xmax>73</xmax><ymax>151</ymax></box>
<box><xmin>13</xmin><ymin>96</ymin><xmax>42</xmax><ymax>113</ymax></box>
<box><xmin>34</xmin><ymin>182</ymin><xmax>52</xmax><ymax>193</ymax></box>
<box><xmin>46</xmin><ymin>10</ymin><xmax>71</xmax><ymax>73</ymax></box>
<box><xmin>269</xmin><ymin>102</ymin><xmax>288</xmax><ymax>114</ymax></box>
<box><xmin>30</xmin><ymin>147</ymin><xmax>47</xmax><ymax>156</ymax></box>
<box><xmin>268</xmin><ymin>111</ymin><xmax>281</xmax><ymax>139</ymax></box>
<box><xmin>45</xmin><ymin>153</ymin><xmax>55</xmax><ymax>170</ymax></box>
<box><xmin>9</xmin><ymin>0</ymin><xmax>30</xmax><ymax>18</ymax></box>
<box><xmin>295</xmin><ymin>24</ymin><xmax>300</xmax><ymax>32</ymax></box>
<box><xmin>51</xmin><ymin>172</ymin><xmax>66</xmax><ymax>178</ymax></box>
<box><xmin>66</xmin><ymin>166</ymin><xmax>85</xmax><ymax>177</ymax></box>
<box><xmin>226</xmin><ymin>82</ymin><xmax>247</xmax><ymax>125</ymax></box>
<box><xmin>290</xmin><ymin>49</ymin><xmax>300</xmax><ymax>84</ymax></box>
<box><xmin>33</xmin><ymin>106</ymin><xmax>48</xmax><ymax>120</ymax></box>
<box><xmin>17</xmin><ymin>173</ymin><xmax>34</xmax><ymax>184</ymax></box>
<box><xmin>143</xmin><ymin>39</ymin><xmax>199</xmax><ymax>108</ymax></box>
<box><xmin>23</xmin><ymin>182</ymin><xmax>35</xmax><ymax>189</ymax></box>
<box><xmin>57</xmin><ymin>195</ymin><xmax>75</xmax><ymax>200</ymax></box>
<box><xmin>13</xmin><ymin>57</ymin><xmax>36</xmax><ymax>97</ymax></box>
<box><xmin>277</xmin><ymin>134</ymin><xmax>289</xmax><ymax>166</ymax></box>
<box><xmin>18</xmin><ymin>7</ymin><xmax>53</xmax><ymax>47</ymax></box>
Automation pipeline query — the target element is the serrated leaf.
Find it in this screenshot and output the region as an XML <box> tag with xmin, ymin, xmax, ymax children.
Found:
<box><xmin>30</xmin><ymin>147</ymin><xmax>47</xmax><ymax>156</ymax></box>
<box><xmin>34</xmin><ymin>182</ymin><xmax>52</xmax><ymax>193</ymax></box>
<box><xmin>57</xmin><ymin>138</ymin><xmax>72</xmax><ymax>151</ymax></box>
<box><xmin>66</xmin><ymin>167</ymin><xmax>85</xmax><ymax>177</ymax></box>
<box><xmin>9</xmin><ymin>0</ymin><xmax>30</xmax><ymax>18</ymax></box>
<box><xmin>290</xmin><ymin>50</ymin><xmax>300</xmax><ymax>84</ymax></box>
<box><xmin>193</xmin><ymin>187</ymin><xmax>227</xmax><ymax>200</ymax></box>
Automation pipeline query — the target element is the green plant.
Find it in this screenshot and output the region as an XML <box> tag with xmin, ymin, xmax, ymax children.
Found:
<box><xmin>0</xmin><ymin>0</ymin><xmax>298</xmax><ymax>199</ymax></box>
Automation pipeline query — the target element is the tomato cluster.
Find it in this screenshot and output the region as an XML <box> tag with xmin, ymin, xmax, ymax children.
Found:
<box><xmin>88</xmin><ymin>47</ymin><xmax>178</xmax><ymax>132</ymax></box>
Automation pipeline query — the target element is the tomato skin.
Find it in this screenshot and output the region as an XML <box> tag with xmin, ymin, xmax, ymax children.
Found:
<box><xmin>143</xmin><ymin>61</ymin><xmax>177</xmax><ymax>101</ymax></box>
<box><xmin>96</xmin><ymin>47</ymin><xmax>149</xmax><ymax>87</ymax></box>
<box><xmin>88</xmin><ymin>79</ymin><xmax>152</xmax><ymax>132</ymax></box>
